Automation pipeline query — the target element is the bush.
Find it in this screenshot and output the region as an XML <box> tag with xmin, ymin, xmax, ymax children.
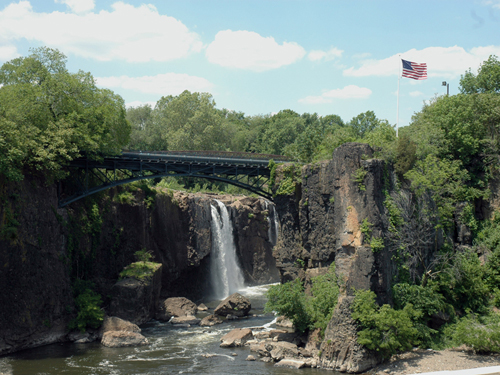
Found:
<box><xmin>351</xmin><ymin>290</ymin><xmax>420</xmax><ymax>359</ymax></box>
<box><xmin>265</xmin><ymin>263</ymin><xmax>339</xmax><ymax>334</ymax></box>
<box><xmin>393</xmin><ymin>283</ymin><xmax>446</xmax><ymax>347</ymax></box>
<box><xmin>68</xmin><ymin>280</ymin><xmax>104</xmax><ymax>332</ymax></box>
<box><xmin>445</xmin><ymin>312</ymin><xmax>500</xmax><ymax>353</ymax></box>
<box><xmin>429</xmin><ymin>248</ymin><xmax>490</xmax><ymax>314</ymax></box>
<box><xmin>307</xmin><ymin>263</ymin><xmax>339</xmax><ymax>332</ymax></box>
<box><xmin>265</xmin><ymin>278</ymin><xmax>310</xmax><ymax>333</ymax></box>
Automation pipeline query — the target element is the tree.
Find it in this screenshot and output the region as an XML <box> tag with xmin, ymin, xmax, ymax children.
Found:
<box><xmin>348</xmin><ymin>110</ymin><xmax>387</xmax><ymax>138</ymax></box>
<box><xmin>406</xmin><ymin>93</ymin><xmax>500</xmax><ymax>170</ymax></box>
<box><xmin>405</xmin><ymin>155</ymin><xmax>483</xmax><ymax>229</ymax></box>
<box><xmin>126</xmin><ymin>104</ymin><xmax>156</xmax><ymax>150</ymax></box>
<box><xmin>150</xmin><ymin>90</ymin><xmax>228</xmax><ymax>151</ymax></box>
<box><xmin>254</xmin><ymin>110</ymin><xmax>305</xmax><ymax>156</ymax></box>
<box><xmin>460</xmin><ymin>55</ymin><xmax>500</xmax><ymax>94</ymax></box>
<box><xmin>0</xmin><ymin>47</ymin><xmax>130</xmax><ymax>181</ymax></box>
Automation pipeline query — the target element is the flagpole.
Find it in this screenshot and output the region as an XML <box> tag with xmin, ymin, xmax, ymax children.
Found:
<box><xmin>396</xmin><ymin>55</ymin><xmax>401</xmax><ymax>138</ymax></box>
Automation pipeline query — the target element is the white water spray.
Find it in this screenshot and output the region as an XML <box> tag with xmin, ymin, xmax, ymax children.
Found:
<box><xmin>209</xmin><ymin>200</ymin><xmax>245</xmax><ymax>300</ymax></box>
<box><xmin>264</xmin><ymin>201</ymin><xmax>279</xmax><ymax>246</ymax></box>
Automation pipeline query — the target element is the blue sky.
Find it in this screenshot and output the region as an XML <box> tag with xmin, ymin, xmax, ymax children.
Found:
<box><xmin>1</xmin><ymin>0</ymin><xmax>500</xmax><ymax>127</ymax></box>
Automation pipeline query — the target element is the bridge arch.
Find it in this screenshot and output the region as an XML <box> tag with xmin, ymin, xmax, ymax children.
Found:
<box><xmin>58</xmin><ymin>150</ymin><xmax>291</xmax><ymax>207</ymax></box>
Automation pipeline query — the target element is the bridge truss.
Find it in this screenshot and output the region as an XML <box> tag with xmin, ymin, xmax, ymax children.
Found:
<box><xmin>58</xmin><ymin>151</ymin><xmax>290</xmax><ymax>207</ymax></box>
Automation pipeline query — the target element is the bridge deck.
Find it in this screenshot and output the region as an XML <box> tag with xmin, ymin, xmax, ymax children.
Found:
<box><xmin>59</xmin><ymin>150</ymin><xmax>292</xmax><ymax>207</ymax></box>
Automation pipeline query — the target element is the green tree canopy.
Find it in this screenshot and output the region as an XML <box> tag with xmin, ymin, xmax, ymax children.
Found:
<box><xmin>348</xmin><ymin>110</ymin><xmax>387</xmax><ymax>138</ymax></box>
<box><xmin>0</xmin><ymin>47</ymin><xmax>130</xmax><ymax>181</ymax></box>
<box><xmin>406</xmin><ymin>93</ymin><xmax>500</xmax><ymax>170</ymax></box>
<box><xmin>460</xmin><ymin>55</ymin><xmax>500</xmax><ymax>94</ymax></box>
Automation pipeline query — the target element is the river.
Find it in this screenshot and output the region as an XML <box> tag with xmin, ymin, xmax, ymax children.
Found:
<box><xmin>0</xmin><ymin>285</ymin><xmax>341</xmax><ymax>375</ymax></box>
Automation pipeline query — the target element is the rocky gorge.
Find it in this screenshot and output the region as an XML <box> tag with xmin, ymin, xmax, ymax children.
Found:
<box><xmin>0</xmin><ymin>175</ymin><xmax>279</xmax><ymax>355</ymax></box>
<box><xmin>1</xmin><ymin>142</ymin><xmax>499</xmax><ymax>373</ymax></box>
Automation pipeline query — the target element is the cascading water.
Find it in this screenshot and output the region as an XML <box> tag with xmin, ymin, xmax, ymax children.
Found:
<box><xmin>209</xmin><ymin>199</ymin><xmax>245</xmax><ymax>300</ymax></box>
<box><xmin>264</xmin><ymin>200</ymin><xmax>279</xmax><ymax>246</ymax></box>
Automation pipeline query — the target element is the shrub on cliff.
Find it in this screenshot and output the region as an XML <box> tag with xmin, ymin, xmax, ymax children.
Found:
<box><xmin>265</xmin><ymin>263</ymin><xmax>339</xmax><ymax>334</ymax></box>
<box><xmin>68</xmin><ymin>280</ymin><xmax>104</xmax><ymax>332</ymax></box>
<box><xmin>119</xmin><ymin>249</ymin><xmax>161</xmax><ymax>281</ymax></box>
<box><xmin>352</xmin><ymin>290</ymin><xmax>420</xmax><ymax>359</ymax></box>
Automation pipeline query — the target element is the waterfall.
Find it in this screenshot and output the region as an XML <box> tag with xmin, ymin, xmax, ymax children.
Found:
<box><xmin>264</xmin><ymin>200</ymin><xmax>279</xmax><ymax>246</ymax></box>
<box><xmin>209</xmin><ymin>200</ymin><xmax>245</xmax><ymax>300</ymax></box>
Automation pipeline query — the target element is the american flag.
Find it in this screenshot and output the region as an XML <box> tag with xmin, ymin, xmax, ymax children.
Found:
<box><xmin>401</xmin><ymin>59</ymin><xmax>427</xmax><ymax>80</ymax></box>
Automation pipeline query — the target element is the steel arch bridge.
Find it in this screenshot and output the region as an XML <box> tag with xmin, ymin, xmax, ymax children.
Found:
<box><xmin>58</xmin><ymin>150</ymin><xmax>292</xmax><ymax>207</ymax></box>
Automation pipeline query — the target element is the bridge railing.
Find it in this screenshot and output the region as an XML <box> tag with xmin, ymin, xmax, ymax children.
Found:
<box><xmin>122</xmin><ymin>149</ymin><xmax>293</xmax><ymax>163</ymax></box>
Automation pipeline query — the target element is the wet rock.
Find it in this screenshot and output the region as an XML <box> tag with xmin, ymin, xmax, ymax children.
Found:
<box><xmin>98</xmin><ymin>316</ymin><xmax>141</xmax><ymax>339</ymax></box>
<box><xmin>214</xmin><ymin>293</ymin><xmax>251</xmax><ymax>317</ymax></box>
<box><xmin>156</xmin><ymin>297</ymin><xmax>197</xmax><ymax>321</ymax></box>
<box><xmin>201</xmin><ymin>353</ymin><xmax>217</xmax><ymax>358</ymax></box>
<box><xmin>200</xmin><ymin>314</ymin><xmax>223</xmax><ymax>327</ymax></box>
<box><xmin>101</xmin><ymin>331</ymin><xmax>149</xmax><ymax>348</ymax></box>
<box><xmin>246</xmin><ymin>355</ymin><xmax>256</xmax><ymax>361</ymax></box>
<box><xmin>197</xmin><ymin>303</ymin><xmax>208</xmax><ymax>311</ymax></box>
<box><xmin>269</xmin><ymin>341</ymin><xmax>299</xmax><ymax>361</ymax></box>
<box><xmin>108</xmin><ymin>263</ymin><xmax>162</xmax><ymax>326</ymax></box>
<box><xmin>250</xmin><ymin>342</ymin><xmax>272</xmax><ymax>357</ymax></box>
<box><xmin>319</xmin><ymin>297</ymin><xmax>379</xmax><ymax>373</ymax></box>
<box><xmin>220</xmin><ymin>328</ymin><xmax>253</xmax><ymax>348</ymax></box>
<box><xmin>276</xmin><ymin>316</ymin><xmax>294</xmax><ymax>329</ymax></box>
<box><xmin>67</xmin><ymin>331</ymin><xmax>98</xmax><ymax>343</ymax></box>
<box><xmin>269</xmin><ymin>329</ymin><xmax>298</xmax><ymax>343</ymax></box>
<box><xmin>304</xmin><ymin>327</ymin><xmax>322</xmax><ymax>352</ymax></box>
<box><xmin>170</xmin><ymin>316</ymin><xmax>200</xmax><ymax>325</ymax></box>
<box><xmin>275</xmin><ymin>358</ymin><xmax>307</xmax><ymax>369</ymax></box>
<box><xmin>254</xmin><ymin>331</ymin><xmax>271</xmax><ymax>339</ymax></box>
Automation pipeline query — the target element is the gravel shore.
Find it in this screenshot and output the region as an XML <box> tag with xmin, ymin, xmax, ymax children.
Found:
<box><xmin>363</xmin><ymin>348</ymin><xmax>500</xmax><ymax>375</ymax></box>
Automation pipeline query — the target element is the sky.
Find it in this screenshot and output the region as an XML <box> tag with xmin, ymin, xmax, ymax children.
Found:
<box><xmin>1</xmin><ymin>0</ymin><xmax>500</xmax><ymax>128</ymax></box>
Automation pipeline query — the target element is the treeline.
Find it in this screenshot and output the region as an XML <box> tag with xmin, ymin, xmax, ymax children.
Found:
<box><xmin>126</xmin><ymin>91</ymin><xmax>392</xmax><ymax>163</ymax></box>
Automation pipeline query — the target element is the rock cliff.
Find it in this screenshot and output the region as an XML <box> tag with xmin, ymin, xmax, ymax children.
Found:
<box><xmin>273</xmin><ymin>143</ymin><xmax>395</xmax><ymax>372</ymax></box>
<box><xmin>0</xmin><ymin>177</ymin><xmax>279</xmax><ymax>355</ymax></box>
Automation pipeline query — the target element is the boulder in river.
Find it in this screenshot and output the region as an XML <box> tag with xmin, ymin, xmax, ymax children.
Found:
<box><xmin>220</xmin><ymin>328</ymin><xmax>253</xmax><ymax>347</ymax></box>
<box><xmin>156</xmin><ymin>297</ymin><xmax>197</xmax><ymax>321</ymax></box>
<box><xmin>98</xmin><ymin>316</ymin><xmax>141</xmax><ymax>339</ymax></box>
<box><xmin>101</xmin><ymin>331</ymin><xmax>149</xmax><ymax>348</ymax></box>
<box><xmin>170</xmin><ymin>315</ymin><xmax>200</xmax><ymax>325</ymax></box>
<box><xmin>214</xmin><ymin>293</ymin><xmax>251</xmax><ymax>317</ymax></box>
<box><xmin>108</xmin><ymin>263</ymin><xmax>162</xmax><ymax>325</ymax></box>
<box><xmin>200</xmin><ymin>314</ymin><xmax>223</xmax><ymax>327</ymax></box>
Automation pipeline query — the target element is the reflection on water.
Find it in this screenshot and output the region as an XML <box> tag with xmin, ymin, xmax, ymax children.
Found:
<box><xmin>1</xmin><ymin>285</ymin><xmax>340</xmax><ymax>375</ymax></box>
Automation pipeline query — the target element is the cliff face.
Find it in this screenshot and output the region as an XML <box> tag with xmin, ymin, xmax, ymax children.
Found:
<box><xmin>0</xmin><ymin>178</ymin><xmax>279</xmax><ymax>355</ymax></box>
<box><xmin>273</xmin><ymin>143</ymin><xmax>395</xmax><ymax>372</ymax></box>
<box><xmin>0</xmin><ymin>174</ymin><xmax>72</xmax><ymax>355</ymax></box>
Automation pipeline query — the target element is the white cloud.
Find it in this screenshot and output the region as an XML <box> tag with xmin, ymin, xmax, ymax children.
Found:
<box><xmin>0</xmin><ymin>1</ymin><xmax>203</xmax><ymax>62</ymax></box>
<box><xmin>206</xmin><ymin>30</ymin><xmax>306</xmax><ymax>72</ymax></box>
<box><xmin>343</xmin><ymin>45</ymin><xmax>500</xmax><ymax>79</ymax></box>
<box><xmin>409</xmin><ymin>91</ymin><xmax>424</xmax><ymax>97</ymax></box>
<box><xmin>483</xmin><ymin>0</ymin><xmax>500</xmax><ymax>9</ymax></box>
<box><xmin>0</xmin><ymin>44</ymin><xmax>19</xmax><ymax>61</ymax></box>
<box><xmin>54</xmin><ymin>0</ymin><xmax>95</xmax><ymax>13</ymax></box>
<box><xmin>96</xmin><ymin>73</ymin><xmax>214</xmax><ymax>96</ymax></box>
<box><xmin>308</xmin><ymin>47</ymin><xmax>343</xmax><ymax>62</ymax></box>
<box><xmin>298</xmin><ymin>85</ymin><xmax>372</xmax><ymax>104</ymax></box>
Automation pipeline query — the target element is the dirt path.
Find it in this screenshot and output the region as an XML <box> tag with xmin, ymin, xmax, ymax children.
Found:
<box><xmin>364</xmin><ymin>348</ymin><xmax>500</xmax><ymax>375</ymax></box>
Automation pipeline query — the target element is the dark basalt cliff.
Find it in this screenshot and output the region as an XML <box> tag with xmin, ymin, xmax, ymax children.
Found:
<box><xmin>0</xmin><ymin>178</ymin><xmax>278</xmax><ymax>355</ymax></box>
<box><xmin>272</xmin><ymin>142</ymin><xmax>500</xmax><ymax>373</ymax></box>
<box><xmin>273</xmin><ymin>143</ymin><xmax>397</xmax><ymax>372</ymax></box>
